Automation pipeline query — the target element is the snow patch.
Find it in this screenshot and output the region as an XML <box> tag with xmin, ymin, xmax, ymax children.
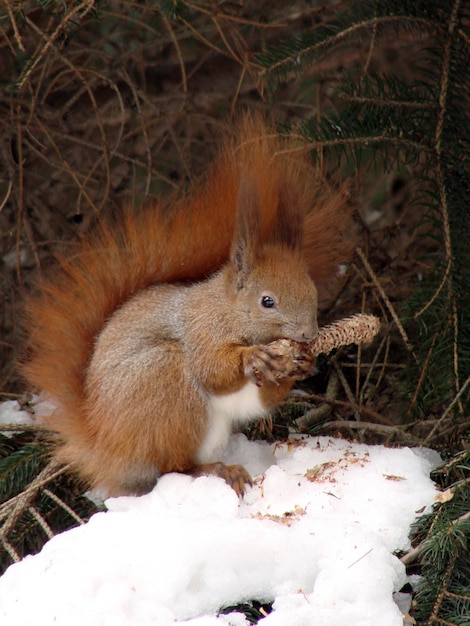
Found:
<box><xmin>0</xmin><ymin>433</ymin><xmax>438</xmax><ymax>626</ymax></box>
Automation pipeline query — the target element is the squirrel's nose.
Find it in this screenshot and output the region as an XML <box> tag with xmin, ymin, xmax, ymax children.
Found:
<box><xmin>296</xmin><ymin>320</ymin><xmax>319</xmax><ymax>343</ymax></box>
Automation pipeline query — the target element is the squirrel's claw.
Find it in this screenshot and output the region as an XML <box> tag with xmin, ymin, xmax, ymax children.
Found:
<box><xmin>185</xmin><ymin>462</ymin><xmax>252</xmax><ymax>497</ymax></box>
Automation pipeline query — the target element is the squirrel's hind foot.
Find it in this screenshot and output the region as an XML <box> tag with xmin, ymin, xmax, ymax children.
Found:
<box><xmin>185</xmin><ymin>462</ymin><xmax>252</xmax><ymax>497</ymax></box>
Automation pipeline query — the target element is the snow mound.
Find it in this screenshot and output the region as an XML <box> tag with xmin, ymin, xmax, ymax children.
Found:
<box><xmin>0</xmin><ymin>434</ymin><xmax>439</xmax><ymax>626</ymax></box>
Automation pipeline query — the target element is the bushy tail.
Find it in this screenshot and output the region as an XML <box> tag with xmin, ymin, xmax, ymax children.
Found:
<box><xmin>21</xmin><ymin>113</ymin><xmax>352</xmax><ymax>429</ymax></box>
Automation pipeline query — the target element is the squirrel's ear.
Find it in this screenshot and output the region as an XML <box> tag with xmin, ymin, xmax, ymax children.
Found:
<box><xmin>269</xmin><ymin>183</ymin><xmax>304</xmax><ymax>251</ymax></box>
<box><xmin>231</xmin><ymin>176</ymin><xmax>260</xmax><ymax>289</ymax></box>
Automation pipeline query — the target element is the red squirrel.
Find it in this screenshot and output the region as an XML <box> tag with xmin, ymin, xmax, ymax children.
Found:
<box><xmin>21</xmin><ymin>114</ymin><xmax>351</xmax><ymax>497</ymax></box>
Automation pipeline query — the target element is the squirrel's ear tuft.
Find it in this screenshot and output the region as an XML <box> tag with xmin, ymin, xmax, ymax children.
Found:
<box><xmin>269</xmin><ymin>183</ymin><xmax>304</xmax><ymax>251</ymax></box>
<box><xmin>231</xmin><ymin>175</ymin><xmax>260</xmax><ymax>288</ymax></box>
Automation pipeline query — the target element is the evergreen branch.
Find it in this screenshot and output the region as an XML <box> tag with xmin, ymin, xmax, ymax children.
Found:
<box><xmin>424</xmin><ymin>375</ymin><xmax>470</xmax><ymax>444</ymax></box>
<box><xmin>413</xmin><ymin>261</ymin><xmax>451</xmax><ymax>319</ymax></box>
<box><xmin>257</xmin><ymin>15</ymin><xmax>438</xmax><ymax>79</ymax></box>
<box><xmin>361</xmin><ymin>18</ymin><xmax>377</xmax><ymax>77</ymax></box>
<box><xmin>409</xmin><ymin>334</ymin><xmax>439</xmax><ymax>415</ymax></box>
<box><xmin>433</xmin><ymin>449</ymin><xmax>470</xmax><ymax>478</ymax></box>
<box><xmin>27</xmin><ymin>506</ymin><xmax>54</xmax><ymax>539</ymax></box>
<box><xmin>43</xmin><ymin>489</ymin><xmax>86</xmax><ymax>526</ymax></box>
<box><xmin>402</xmin><ymin>510</ymin><xmax>470</xmax><ymax>567</ymax></box>
<box><xmin>1</xmin><ymin>538</ymin><xmax>20</xmax><ymax>563</ymax></box>
<box><xmin>0</xmin><ymin>443</ymin><xmax>48</xmax><ymax>499</ymax></box>
<box><xmin>428</xmin><ymin>554</ymin><xmax>458</xmax><ymax>625</ymax></box>
<box><xmin>411</xmin><ymin>450</ymin><xmax>470</xmax><ymax>622</ymax></box>
<box><xmin>340</xmin><ymin>94</ymin><xmax>436</xmax><ymax>109</ymax></box>
<box><xmin>280</xmin><ymin>135</ymin><xmax>433</xmax><ymax>156</ymax></box>
<box><xmin>0</xmin><ymin>460</ymin><xmax>69</xmax><ymax>546</ymax></box>
<box><xmin>340</xmin><ymin>71</ymin><xmax>440</xmax><ymax>107</ymax></box>
<box><xmin>430</xmin><ymin>0</ymin><xmax>462</xmax><ymax>405</ymax></box>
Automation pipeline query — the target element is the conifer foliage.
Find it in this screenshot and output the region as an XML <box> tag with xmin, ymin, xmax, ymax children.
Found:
<box><xmin>258</xmin><ymin>0</ymin><xmax>470</xmax><ymax>424</ymax></box>
<box><xmin>255</xmin><ymin>3</ymin><xmax>470</xmax><ymax>622</ymax></box>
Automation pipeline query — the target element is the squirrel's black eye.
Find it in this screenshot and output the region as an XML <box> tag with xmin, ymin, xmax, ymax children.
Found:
<box><xmin>261</xmin><ymin>295</ymin><xmax>275</xmax><ymax>308</ymax></box>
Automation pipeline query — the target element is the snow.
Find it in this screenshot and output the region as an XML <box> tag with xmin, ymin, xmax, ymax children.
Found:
<box><xmin>0</xmin><ymin>411</ymin><xmax>439</xmax><ymax>626</ymax></box>
<box><xmin>0</xmin><ymin>397</ymin><xmax>55</xmax><ymax>433</ymax></box>
<box><xmin>0</xmin><ymin>400</ymin><xmax>35</xmax><ymax>432</ymax></box>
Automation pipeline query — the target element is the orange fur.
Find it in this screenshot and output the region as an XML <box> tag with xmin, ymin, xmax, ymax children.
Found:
<box><xmin>21</xmin><ymin>113</ymin><xmax>352</xmax><ymax>495</ymax></box>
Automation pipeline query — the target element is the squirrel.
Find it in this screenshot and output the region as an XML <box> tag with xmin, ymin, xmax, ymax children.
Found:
<box><xmin>21</xmin><ymin>113</ymin><xmax>352</xmax><ymax>497</ymax></box>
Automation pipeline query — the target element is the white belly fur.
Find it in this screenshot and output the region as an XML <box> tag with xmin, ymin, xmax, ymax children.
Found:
<box><xmin>196</xmin><ymin>382</ymin><xmax>267</xmax><ymax>463</ymax></box>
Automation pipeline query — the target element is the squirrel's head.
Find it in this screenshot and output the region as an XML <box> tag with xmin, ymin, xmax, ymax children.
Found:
<box><xmin>230</xmin><ymin>244</ymin><xmax>318</xmax><ymax>344</ymax></box>
<box><xmin>226</xmin><ymin>176</ymin><xmax>319</xmax><ymax>345</ymax></box>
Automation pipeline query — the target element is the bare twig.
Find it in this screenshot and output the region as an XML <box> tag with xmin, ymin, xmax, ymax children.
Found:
<box><xmin>320</xmin><ymin>420</ymin><xmax>421</xmax><ymax>444</ymax></box>
<box><xmin>332</xmin><ymin>357</ymin><xmax>362</xmax><ymax>421</ymax></box>
<box><xmin>294</xmin><ymin>370</ymin><xmax>339</xmax><ymax>430</ymax></box>
<box><xmin>356</xmin><ymin>246</ymin><xmax>414</xmax><ymax>355</ymax></box>
<box><xmin>424</xmin><ymin>375</ymin><xmax>470</xmax><ymax>444</ymax></box>
<box><xmin>18</xmin><ymin>1</ymin><xmax>96</xmax><ymax>89</ymax></box>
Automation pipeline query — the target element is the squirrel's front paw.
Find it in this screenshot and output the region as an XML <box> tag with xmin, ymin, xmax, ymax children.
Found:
<box><xmin>245</xmin><ymin>341</ymin><xmax>315</xmax><ymax>387</ymax></box>
<box><xmin>245</xmin><ymin>345</ymin><xmax>288</xmax><ymax>386</ymax></box>
<box><xmin>274</xmin><ymin>338</ymin><xmax>316</xmax><ymax>380</ymax></box>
